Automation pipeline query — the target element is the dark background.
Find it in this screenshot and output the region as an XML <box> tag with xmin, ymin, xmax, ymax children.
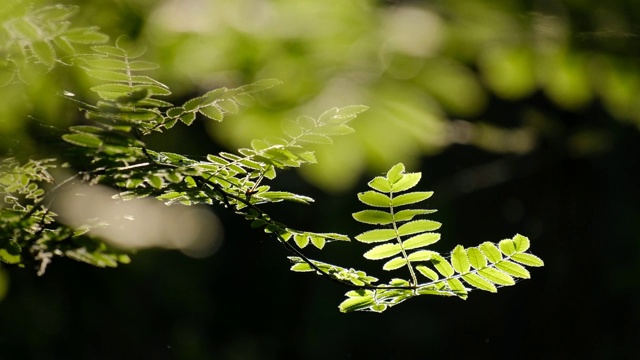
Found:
<box><xmin>1</xmin><ymin>0</ymin><xmax>640</xmax><ymax>359</ymax></box>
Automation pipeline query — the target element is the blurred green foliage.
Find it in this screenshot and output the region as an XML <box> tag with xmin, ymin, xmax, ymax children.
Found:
<box><xmin>5</xmin><ymin>0</ymin><xmax>640</xmax><ymax>191</ymax></box>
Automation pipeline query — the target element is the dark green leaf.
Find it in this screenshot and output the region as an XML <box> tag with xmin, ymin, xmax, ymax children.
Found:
<box><xmin>62</xmin><ymin>133</ymin><xmax>103</xmax><ymax>148</ymax></box>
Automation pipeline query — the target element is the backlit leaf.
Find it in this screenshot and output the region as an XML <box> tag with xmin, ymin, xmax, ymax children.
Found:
<box><xmin>407</xmin><ymin>250</ymin><xmax>436</xmax><ymax>262</ymax></box>
<box><xmin>415</xmin><ymin>265</ymin><xmax>438</xmax><ymax>280</ymax></box>
<box><xmin>480</xmin><ymin>242</ymin><xmax>502</xmax><ymax>263</ymax></box>
<box><xmin>391</xmin><ymin>172</ymin><xmax>421</xmax><ymax>192</ymax></box>
<box><xmin>462</xmin><ymin>273</ymin><xmax>497</xmax><ymax>292</ymax></box>
<box><xmin>467</xmin><ymin>247</ymin><xmax>487</xmax><ymax>269</ymax></box>
<box><xmin>392</xmin><ymin>191</ymin><xmax>434</xmax><ymax>207</ymax></box>
<box><xmin>339</xmin><ymin>295</ymin><xmax>375</xmax><ymax>313</ymax></box>
<box><xmin>431</xmin><ymin>254</ymin><xmax>454</xmax><ymax>277</ymax></box>
<box><xmin>397</xmin><ymin>220</ymin><xmax>441</xmax><ymax>236</ymax></box>
<box><xmin>499</xmin><ymin>239</ymin><xmax>517</xmax><ymax>256</ymax></box>
<box><xmin>510</xmin><ymin>253</ymin><xmax>544</xmax><ymax>267</ymax></box>
<box><xmin>383</xmin><ymin>257</ymin><xmax>407</xmax><ymax>270</ymax></box>
<box><xmin>355</xmin><ymin>229</ymin><xmax>397</xmax><ymax>243</ymax></box>
<box><xmin>386</xmin><ymin>163</ymin><xmax>405</xmax><ymax>183</ymax></box>
<box><xmin>512</xmin><ymin>234</ymin><xmax>530</xmax><ymax>252</ymax></box>
<box><xmin>357</xmin><ymin>191</ymin><xmax>391</xmax><ymax>207</ymax></box>
<box><xmin>352</xmin><ymin>210</ymin><xmax>393</xmax><ymax>225</ymax></box>
<box><xmin>402</xmin><ymin>233</ymin><xmax>440</xmax><ymax>250</ymax></box>
<box><xmin>477</xmin><ymin>268</ymin><xmax>514</xmax><ymax>286</ymax></box>
<box><xmin>447</xmin><ymin>278</ymin><xmax>468</xmax><ymax>299</ymax></box>
<box><xmin>368</xmin><ymin>177</ymin><xmax>391</xmax><ymax>192</ymax></box>
<box><xmin>393</xmin><ymin>209</ymin><xmax>436</xmax><ymax>222</ymax></box>
<box><xmin>496</xmin><ymin>261</ymin><xmax>530</xmax><ymax>278</ymax></box>
<box><xmin>451</xmin><ymin>245</ymin><xmax>470</xmax><ymax>273</ymax></box>
<box><xmin>363</xmin><ymin>243</ymin><xmax>402</xmax><ymax>260</ymax></box>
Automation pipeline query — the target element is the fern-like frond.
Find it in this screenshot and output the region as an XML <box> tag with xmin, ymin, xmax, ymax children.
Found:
<box><xmin>289</xmin><ymin>162</ymin><xmax>544</xmax><ymax>313</ymax></box>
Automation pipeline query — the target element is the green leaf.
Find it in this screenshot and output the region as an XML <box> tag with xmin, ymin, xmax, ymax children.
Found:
<box><xmin>296</xmin><ymin>133</ymin><xmax>333</xmax><ymax>144</ymax></box>
<box><xmin>180</xmin><ymin>112</ymin><xmax>196</xmax><ymax>125</ymax></box>
<box><xmin>496</xmin><ymin>261</ymin><xmax>530</xmax><ymax>278</ymax></box>
<box><xmin>393</xmin><ymin>209</ymin><xmax>437</xmax><ymax>222</ymax></box>
<box><xmin>407</xmin><ymin>250</ymin><xmax>436</xmax><ymax>261</ymax></box>
<box><xmin>30</xmin><ymin>41</ymin><xmax>56</xmax><ymax>68</ymax></box>
<box><xmin>357</xmin><ymin>191</ymin><xmax>391</xmax><ymax>207</ymax></box>
<box><xmin>216</xmin><ymin>99</ymin><xmax>239</xmax><ymax>114</ymax></box>
<box><xmin>480</xmin><ymin>242</ymin><xmax>502</xmax><ymax>263</ymax></box>
<box><xmin>467</xmin><ymin>247</ymin><xmax>487</xmax><ymax>269</ymax></box>
<box><xmin>290</xmin><ymin>263</ymin><xmax>314</xmax><ymax>272</ymax></box>
<box><xmin>397</xmin><ymin>220</ymin><xmax>441</xmax><ymax>236</ymax></box>
<box><xmin>258</xmin><ymin>191</ymin><xmax>313</xmax><ymax>204</ymax></box>
<box><xmin>62</xmin><ymin>27</ymin><xmax>108</xmax><ymax>44</ymax></box>
<box><xmin>415</xmin><ymin>265</ymin><xmax>439</xmax><ymax>280</ymax></box>
<box><xmin>145</xmin><ymin>174</ymin><xmax>163</xmax><ymax>189</ymax></box>
<box><xmin>354</xmin><ymin>229</ymin><xmax>397</xmax><ymax>243</ymax></box>
<box><xmin>499</xmin><ymin>239</ymin><xmax>517</xmax><ymax>256</ymax></box>
<box><xmin>447</xmin><ymin>278</ymin><xmax>468</xmax><ymax>299</ymax></box>
<box><xmin>62</xmin><ymin>133</ymin><xmax>103</xmax><ymax>148</ymax></box>
<box><xmin>293</xmin><ymin>233</ymin><xmax>309</xmax><ymax>248</ymax></box>
<box><xmin>363</xmin><ymin>243</ymin><xmax>402</xmax><ymax>260</ymax></box>
<box><xmin>391</xmin><ymin>172</ymin><xmax>421</xmax><ymax>192</ymax></box>
<box><xmin>510</xmin><ymin>253</ymin><xmax>544</xmax><ymax>267</ymax></box>
<box><xmin>386</xmin><ymin>163</ymin><xmax>405</xmax><ymax>183</ymax></box>
<box><xmin>477</xmin><ymin>268</ymin><xmax>515</xmax><ymax>286</ymax></box>
<box><xmin>339</xmin><ymin>295</ymin><xmax>375</xmax><ymax>313</ymax></box>
<box><xmin>92</xmin><ymin>45</ymin><xmax>126</xmax><ymax>57</ymax></box>
<box><xmin>352</xmin><ymin>210</ymin><xmax>393</xmax><ymax>225</ymax></box>
<box><xmin>90</xmin><ymin>83</ymin><xmax>130</xmax><ymax>95</ymax></box>
<box><xmin>451</xmin><ymin>245</ymin><xmax>470</xmax><ymax>273</ymax></box>
<box><xmin>392</xmin><ymin>191</ymin><xmax>434</xmax><ymax>207</ymax></box>
<box><xmin>368</xmin><ymin>176</ymin><xmax>391</xmax><ymax>192</ymax></box>
<box><xmin>382</xmin><ymin>257</ymin><xmax>407</xmax><ymax>270</ymax></box>
<box><xmin>316</xmin><ymin>106</ymin><xmax>365</xmax><ymax>125</ymax></box>
<box><xmin>402</xmin><ymin>233</ymin><xmax>440</xmax><ymax>250</ymax></box>
<box><xmin>310</xmin><ymin>235</ymin><xmax>325</xmax><ymax>250</ymax></box>
<box><xmin>431</xmin><ymin>254</ymin><xmax>454</xmax><ymax>277</ymax></box>
<box><xmin>512</xmin><ymin>234</ymin><xmax>530</xmax><ymax>252</ymax></box>
<box><xmin>237</xmin><ymin>78</ymin><xmax>282</xmax><ymax>94</ymax></box>
<box><xmin>462</xmin><ymin>273</ymin><xmax>497</xmax><ymax>292</ymax></box>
